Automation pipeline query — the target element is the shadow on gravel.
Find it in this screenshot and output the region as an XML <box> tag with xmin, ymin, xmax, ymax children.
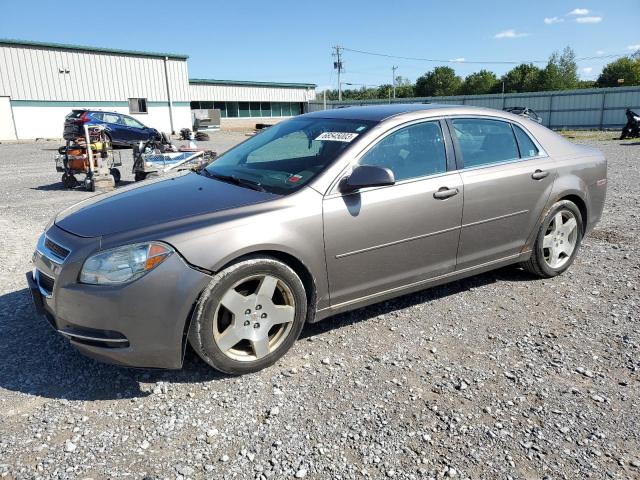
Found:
<box><xmin>0</xmin><ymin>288</ymin><xmax>227</xmax><ymax>401</ymax></box>
<box><xmin>302</xmin><ymin>266</ymin><xmax>536</xmax><ymax>338</ymax></box>
<box><xmin>0</xmin><ymin>267</ymin><xmax>536</xmax><ymax>400</ymax></box>
<box><xmin>32</xmin><ymin>180</ymin><xmax>136</xmax><ymax>191</ymax></box>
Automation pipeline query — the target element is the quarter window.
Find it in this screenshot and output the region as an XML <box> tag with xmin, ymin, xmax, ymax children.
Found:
<box><xmin>452</xmin><ymin>119</ymin><xmax>519</xmax><ymax>168</ymax></box>
<box><xmin>359</xmin><ymin>121</ymin><xmax>447</xmax><ymax>182</ymax></box>
<box><xmin>513</xmin><ymin>125</ymin><xmax>539</xmax><ymax>158</ymax></box>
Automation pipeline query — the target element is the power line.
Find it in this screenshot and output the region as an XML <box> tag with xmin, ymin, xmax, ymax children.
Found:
<box><xmin>342</xmin><ymin>46</ymin><xmax>628</xmax><ymax>65</ymax></box>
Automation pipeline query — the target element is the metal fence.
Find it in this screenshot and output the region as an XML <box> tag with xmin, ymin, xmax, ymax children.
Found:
<box><xmin>308</xmin><ymin>86</ymin><xmax>640</xmax><ymax>130</ymax></box>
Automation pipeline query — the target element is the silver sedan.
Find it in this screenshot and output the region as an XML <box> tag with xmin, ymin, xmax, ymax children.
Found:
<box><xmin>28</xmin><ymin>104</ymin><xmax>607</xmax><ymax>374</ymax></box>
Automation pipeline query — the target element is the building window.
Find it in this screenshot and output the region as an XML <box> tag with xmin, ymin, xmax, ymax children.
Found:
<box><xmin>238</xmin><ymin>102</ymin><xmax>250</xmax><ymax>118</ymax></box>
<box><xmin>189</xmin><ymin>101</ymin><xmax>306</xmax><ymax>118</ymax></box>
<box><xmin>128</xmin><ymin>98</ymin><xmax>148</xmax><ymax>114</ymax></box>
<box><xmin>226</xmin><ymin>102</ymin><xmax>239</xmax><ymax>117</ymax></box>
<box><xmin>214</xmin><ymin>102</ymin><xmax>227</xmax><ymax>118</ymax></box>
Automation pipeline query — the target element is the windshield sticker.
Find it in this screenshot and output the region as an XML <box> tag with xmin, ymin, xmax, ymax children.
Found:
<box><xmin>288</xmin><ymin>174</ymin><xmax>303</xmax><ymax>183</ymax></box>
<box><xmin>315</xmin><ymin>132</ymin><xmax>359</xmax><ymax>142</ymax></box>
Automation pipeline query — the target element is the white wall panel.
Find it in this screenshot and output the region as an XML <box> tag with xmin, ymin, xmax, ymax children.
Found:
<box><xmin>10</xmin><ymin>104</ymin><xmax>191</xmax><ymax>140</ymax></box>
<box><xmin>0</xmin><ymin>96</ymin><xmax>17</xmax><ymax>140</ymax></box>
<box><xmin>189</xmin><ymin>83</ymin><xmax>315</xmax><ymax>102</ymax></box>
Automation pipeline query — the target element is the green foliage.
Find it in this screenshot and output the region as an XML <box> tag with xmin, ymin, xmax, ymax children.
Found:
<box><xmin>596</xmin><ymin>56</ymin><xmax>640</xmax><ymax>87</ymax></box>
<box><xmin>498</xmin><ymin>63</ymin><xmax>543</xmax><ymax>93</ymax></box>
<box><xmin>314</xmin><ymin>46</ymin><xmax>640</xmax><ymax>102</ymax></box>
<box><xmin>415</xmin><ymin>66</ymin><xmax>462</xmax><ymax>97</ymax></box>
<box><xmin>540</xmin><ymin>47</ymin><xmax>579</xmax><ymax>90</ymax></box>
<box><xmin>459</xmin><ymin>70</ymin><xmax>498</xmax><ymax>95</ymax></box>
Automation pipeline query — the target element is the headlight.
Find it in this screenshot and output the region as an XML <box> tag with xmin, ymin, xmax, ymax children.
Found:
<box><xmin>79</xmin><ymin>242</ymin><xmax>173</xmax><ymax>285</ymax></box>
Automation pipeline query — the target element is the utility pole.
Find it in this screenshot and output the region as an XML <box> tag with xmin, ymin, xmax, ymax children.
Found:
<box><xmin>392</xmin><ymin>65</ymin><xmax>398</xmax><ymax>100</ymax></box>
<box><xmin>332</xmin><ymin>45</ymin><xmax>344</xmax><ymax>102</ymax></box>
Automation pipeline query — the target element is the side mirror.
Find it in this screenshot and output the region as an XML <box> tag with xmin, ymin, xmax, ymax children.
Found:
<box><xmin>339</xmin><ymin>165</ymin><xmax>395</xmax><ymax>193</ymax></box>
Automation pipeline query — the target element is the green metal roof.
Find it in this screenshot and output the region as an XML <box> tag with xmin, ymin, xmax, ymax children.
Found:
<box><xmin>189</xmin><ymin>78</ymin><xmax>316</xmax><ymax>89</ymax></box>
<box><xmin>0</xmin><ymin>39</ymin><xmax>188</xmax><ymax>60</ymax></box>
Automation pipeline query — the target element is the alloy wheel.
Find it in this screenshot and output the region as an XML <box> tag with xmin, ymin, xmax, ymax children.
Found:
<box><xmin>213</xmin><ymin>274</ymin><xmax>295</xmax><ymax>362</ymax></box>
<box><xmin>542</xmin><ymin>210</ymin><xmax>578</xmax><ymax>269</ymax></box>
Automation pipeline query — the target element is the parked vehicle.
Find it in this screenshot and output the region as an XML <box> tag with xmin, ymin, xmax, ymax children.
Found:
<box><xmin>620</xmin><ymin>108</ymin><xmax>640</xmax><ymax>139</ymax></box>
<box><xmin>503</xmin><ymin>107</ymin><xmax>543</xmax><ymax>124</ymax></box>
<box><xmin>64</xmin><ymin>110</ymin><xmax>160</xmax><ymax>147</ymax></box>
<box><xmin>29</xmin><ymin>104</ymin><xmax>607</xmax><ymax>374</ymax></box>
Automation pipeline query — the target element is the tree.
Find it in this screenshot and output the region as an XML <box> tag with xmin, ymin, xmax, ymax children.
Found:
<box><xmin>498</xmin><ymin>63</ymin><xmax>543</xmax><ymax>93</ymax></box>
<box><xmin>415</xmin><ymin>66</ymin><xmax>462</xmax><ymax>97</ymax></box>
<box><xmin>460</xmin><ymin>70</ymin><xmax>498</xmax><ymax>95</ymax></box>
<box><xmin>597</xmin><ymin>56</ymin><xmax>640</xmax><ymax>87</ymax></box>
<box><xmin>540</xmin><ymin>46</ymin><xmax>579</xmax><ymax>91</ymax></box>
<box><xmin>393</xmin><ymin>76</ymin><xmax>415</xmax><ymax>98</ymax></box>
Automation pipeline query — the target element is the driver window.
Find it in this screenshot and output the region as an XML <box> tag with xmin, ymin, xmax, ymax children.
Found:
<box><xmin>123</xmin><ymin>116</ymin><xmax>144</xmax><ymax>129</ymax></box>
<box><xmin>359</xmin><ymin>121</ymin><xmax>447</xmax><ymax>182</ymax></box>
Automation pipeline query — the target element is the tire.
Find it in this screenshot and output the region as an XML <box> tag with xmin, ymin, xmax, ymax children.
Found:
<box><xmin>195</xmin><ymin>132</ymin><xmax>210</xmax><ymax>141</ymax></box>
<box><xmin>134</xmin><ymin>172</ymin><xmax>147</xmax><ymax>182</ymax></box>
<box><xmin>110</xmin><ymin>168</ymin><xmax>121</xmax><ymax>184</ymax></box>
<box><xmin>188</xmin><ymin>256</ymin><xmax>307</xmax><ymax>375</ymax></box>
<box><xmin>61</xmin><ymin>173</ymin><xmax>78</xmax><ymax>189</ymax></box>
<box><xmin>521</xmin><ymin>200</ymin><xmax>583</xmax><ymax>278</ymax></box>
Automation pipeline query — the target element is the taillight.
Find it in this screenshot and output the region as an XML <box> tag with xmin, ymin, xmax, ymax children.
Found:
<box><xmin>80</xmin><ymin>112</ymin><xmax>90</xmax><ymax>123</ymax></box>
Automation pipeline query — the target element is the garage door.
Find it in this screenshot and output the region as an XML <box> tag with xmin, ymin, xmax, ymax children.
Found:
<box><xmin>0</xmin><ymin>97</ymin><xmax>17</xmax><ymax>141</ymax></box>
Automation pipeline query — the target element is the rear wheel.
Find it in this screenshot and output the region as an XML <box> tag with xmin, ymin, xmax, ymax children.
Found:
<box><xmin>61</xmin><ymin>173</ymin><xmax>78</xmax><ymax>189</ymax></box>
<box><xmin>521</xmin><ymin>200</ymin><xmax>583</xmax><ymax>278</ymax></box>
<box><xmin>134</xmin><ymin>172</ymin><xmax>147</xmax><ymax>182</ymax></box>
<box><xmin>189</xmin><ymin>257</ymin><xmax>307</xmax><ymax>375</ymax></box>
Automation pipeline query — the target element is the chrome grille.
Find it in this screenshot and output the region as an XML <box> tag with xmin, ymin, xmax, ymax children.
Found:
<box><xmin>44</xmin><ymin>237</ymin><xmax>70</xmax><ymax>260</ymax></box>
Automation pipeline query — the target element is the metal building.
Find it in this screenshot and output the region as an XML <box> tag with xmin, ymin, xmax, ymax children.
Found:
<box><xmin>0</xmin><ymin>39</ymin><xmax>317</xmax><ymax>140</ymax></box>
<box><xmin>188</xmin><ymin>79</ymin><xmax>316</xmax><ymax>130</ymax></box>
<box><xmin>0</xmin><ymin>39</ymin><xmax>192</xmax><ymax>140</ymax></box>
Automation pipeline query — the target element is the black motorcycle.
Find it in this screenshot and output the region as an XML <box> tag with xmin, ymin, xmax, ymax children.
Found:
<box><xmin>620</xmin><ymin>108</ymin><xmax>640</xmax><ymax>140</ymax></box>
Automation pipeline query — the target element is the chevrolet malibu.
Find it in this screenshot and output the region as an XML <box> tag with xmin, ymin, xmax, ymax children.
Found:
<box><xmin>28</xmin><ymin>105</ymin><xmax>607</xmax><ymax>374</ymax></box>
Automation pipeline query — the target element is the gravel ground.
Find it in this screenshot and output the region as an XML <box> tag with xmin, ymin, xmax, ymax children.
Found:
<box><xmin>0</xmin><ymin>133</ymin><xmax>638</xmax><ymax>479</ymax></box>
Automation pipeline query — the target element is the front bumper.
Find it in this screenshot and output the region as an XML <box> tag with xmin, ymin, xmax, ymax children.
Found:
<box><xmin>28</xmin><ymin>225</ymin><xmax>211</xmax><ymax>369</ymax></box>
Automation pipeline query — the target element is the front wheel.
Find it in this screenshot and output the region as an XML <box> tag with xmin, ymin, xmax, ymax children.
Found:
<box><xmin>521</xmin><ymin>200</ymin><xmax>583</xmax><ymax>278</ymax></box>
<box><xmin>189</xmin><ymin>257</ymin><xmax>307</xmax><ymax>375</ymax></box>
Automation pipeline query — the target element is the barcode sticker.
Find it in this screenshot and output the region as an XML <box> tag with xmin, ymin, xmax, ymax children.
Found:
<box><xmin>315</xmin><ymin>132</ymin><xmax>359</xmax><ymax>142</ymax></box>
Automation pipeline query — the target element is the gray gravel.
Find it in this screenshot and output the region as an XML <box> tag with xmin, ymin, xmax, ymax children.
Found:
<box><xmin>0</xmin><ymin>133</ymin><xmax>638</xmax><ymax>479</ymax></box>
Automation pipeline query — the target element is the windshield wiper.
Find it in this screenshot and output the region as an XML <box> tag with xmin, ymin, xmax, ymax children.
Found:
<box><xmin>204</xmin><ymin>171</ymin><xmax>266</xmax><ymax>192</ymax></box>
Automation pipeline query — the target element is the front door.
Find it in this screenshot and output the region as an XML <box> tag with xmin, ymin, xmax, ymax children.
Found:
<box><xmin>323</xmin><ymin>120</ymin><xmax>464</xmax><ymax>307</ymax></box>
<box><xmin>449</xmin><ymin>118</ymin><xmax>556</xmax><ymax>269</ymax></box>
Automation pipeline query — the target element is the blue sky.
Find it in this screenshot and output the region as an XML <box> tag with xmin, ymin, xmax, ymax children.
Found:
<box><xmin>1</xmin><ymin>0</ymin><xmax>637</xmax><ymax>90</ymax></box>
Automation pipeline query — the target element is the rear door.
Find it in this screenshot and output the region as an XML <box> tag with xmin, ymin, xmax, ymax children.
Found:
<box><xmin>101</xmin><ymin>112</ymin><xmax>124</xmax><ymax>142</ymax></box>
<box><xmin>323</xmin><ymin>119</ymin><xmax>463</xmax><ymax>307</ymax></box>
<box><xmin>449</xmin><ymin>117</ymin><xmax>556</xmax><ymax>269</ymax></box>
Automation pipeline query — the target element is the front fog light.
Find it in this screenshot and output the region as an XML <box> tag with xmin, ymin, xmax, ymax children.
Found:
<box><xmin>80</xmin><ymin>242</ymin><xmax>173</xmax><ymax>285</ymax></box>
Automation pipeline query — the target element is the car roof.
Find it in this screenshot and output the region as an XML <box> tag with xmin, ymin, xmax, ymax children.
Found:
<box><xmin>302</xmin><ymin>103</ymin><xmax>525</xmax><ymax>122</ymax></box>
<box><xmin>302</xmin><ymin>103</ymin><xmax>463</xmax><ymax>122</ymax></box>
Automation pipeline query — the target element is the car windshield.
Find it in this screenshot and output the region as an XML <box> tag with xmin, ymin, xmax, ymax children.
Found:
<box><xmin>204</xmin><ymin>117</ymin><xmax>376</xmax><ymax>195</ymax></box>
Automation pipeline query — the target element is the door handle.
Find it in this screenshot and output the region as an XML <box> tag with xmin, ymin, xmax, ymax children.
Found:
<box><xmin>433</xmin><ymin>187</ymin><xmax>459</xmax><ymax>199</ymax></box>
<box><xmin>532</xmin><ymin>169</ymin><xmax>549</xmax><ymax>180</ymax></box>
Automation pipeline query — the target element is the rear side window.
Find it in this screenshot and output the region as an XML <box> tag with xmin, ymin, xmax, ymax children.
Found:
<box><xmin>91</xmin><ymin>112</ymin><xmax>103</xmax><ymax>121</ymax></box>
<box><xmin>513</xmin><ymin>125</ymin><xmax>539</xmax><ymax>158</ymax></box>
<box><xmin>452</xmin><ymin>119</ymin><xmax>519</xmax><ymax>168</ymax></box>
<box><xmin>102</xmin><ymin>113</ymin><xmax>120</xmax><ymax>124</ymax></box>
<box><xmin>360</xmin><ymin>121</ymin><xmax>447</xmax><ymax>181</ymax></box>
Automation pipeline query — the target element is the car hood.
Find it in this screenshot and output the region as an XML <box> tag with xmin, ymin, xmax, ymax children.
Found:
<box><xmin>55</xmin><ymin>172</ymin><xmax>278</xmax><ymax>238</ymax></box>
